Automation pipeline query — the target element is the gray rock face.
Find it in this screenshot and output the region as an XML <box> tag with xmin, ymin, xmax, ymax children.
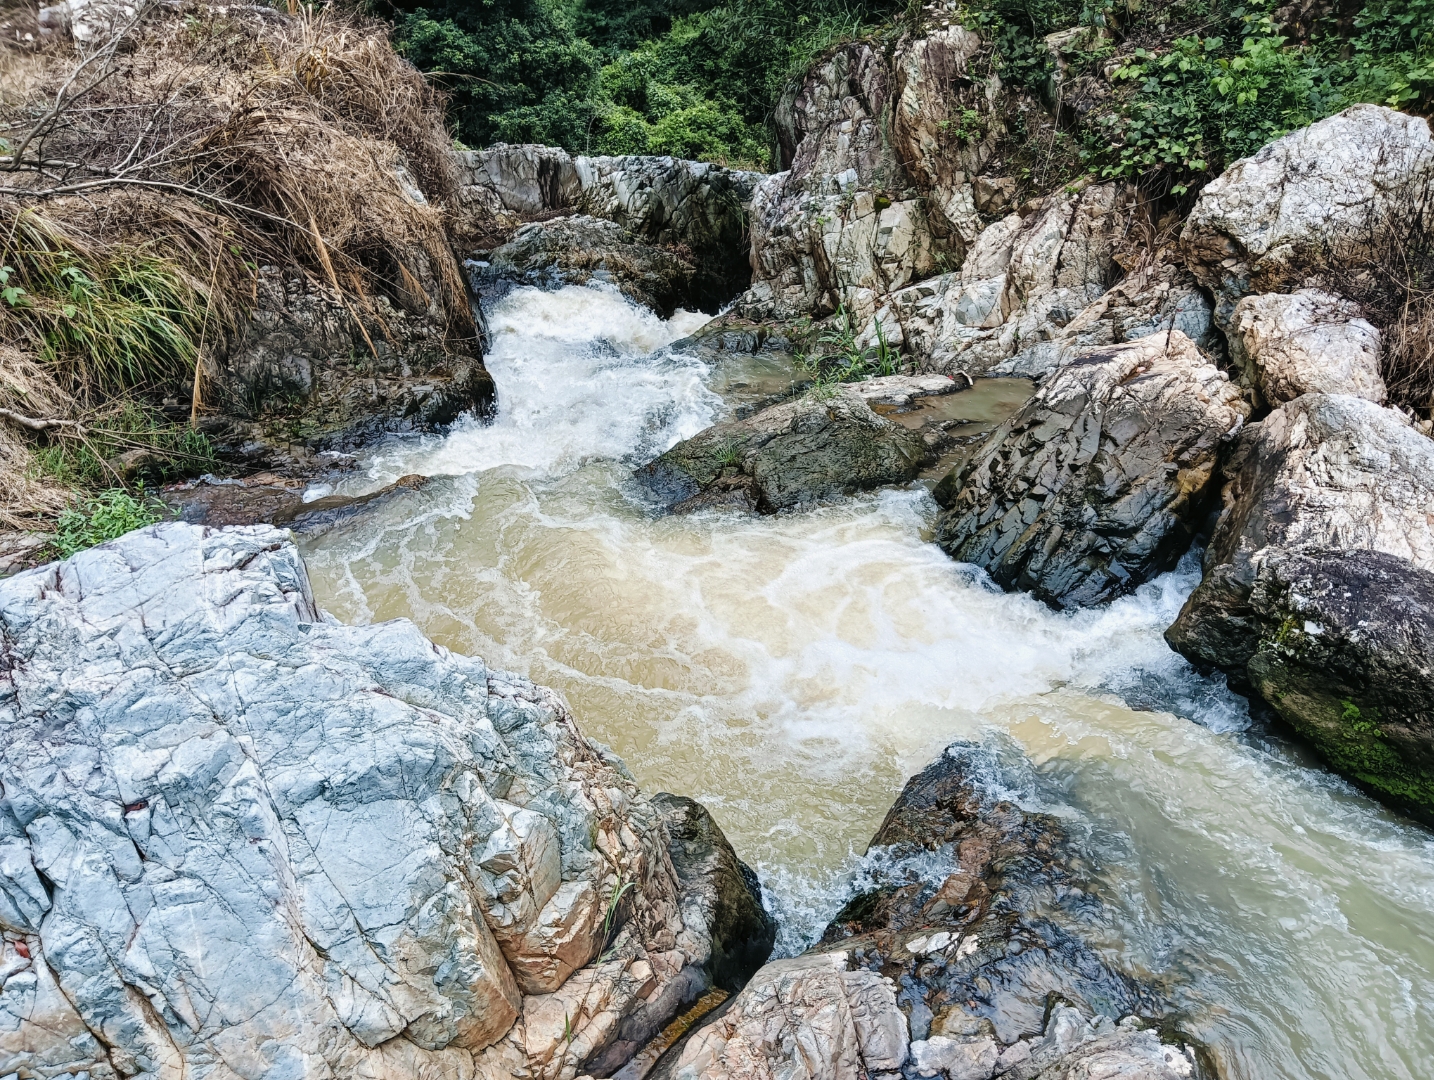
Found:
<box><xmin>1181</xmin><ymin>104</ymin><xmax>1434</xmax><ymax>327</ymax></box>
<box><xmin>737</xmin><ymin>17</ymin><xmax>1006</xmax><ymax>322</ymax></box>
<box><xmin>453</xmin><ymin>146</ymin><xmax>762</xmax><ymax>300</ymax></box>
<box><xmin>0</xmin><ymin>524</ymin><xmax>744</xmax><ymax>1080</ymax></box>
<box><xmin>1242</xmin><ymin>549</ymin><xmax>1434</xmax><ymax>823</ymax></box>
<box><xmin>1166</xmin><ymin>393</ymin><xmax>1434</xmax><ymax>675</ymax></box>
<box><xmin>669</xmin><ymin>744</ymin><xmax>1199</xmax><ymax>1080</ymax></box>
<box><xmin>1229</xmin><ymin>289</ymin><xmax>1385</xmax><ymax>404</ymax></box>
<box><xmin>934</xmin><ymin>331</ymin><xmax>1249</xmax><ymax>608</ymax></box>
<box><xmin>636</xmin><ymin>379</ymin><xmax>940</xmax><ymax>513</ymax></box>
<box><xmin>213</xmin><ymin>263</ymin><xmax>494</xmax><ymax>463</ymax></box>
<box><xmin>471</xmin><ymin>216</ymin><xmax>700</xmax><ymax>315</ymax></box>
<box><xmin>855</xmin><ymin>195</ymin><xmax>1215</xmax><ymax>382</ymax></box>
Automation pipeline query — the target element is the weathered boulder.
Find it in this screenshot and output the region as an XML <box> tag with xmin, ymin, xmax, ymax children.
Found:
<box><xmin>1228</xmin><ymin>289</ymin><xmax>1385</xmax><ymax>404</ymax></box>
<box><xmin>737</xmin><ymin>14</ymin><xmax>1006</xmax><ymax>322</ymax></box>
<box><xmin>1166</xmin><ymin>393</ymin><xmax>1434</xmax><ymax>674</ymax></box>
<box><xmin>856</xmin><ymin>190</ymin><xmax>1213</xmax><ymax>381</ymax></box>
<box><xmin>453</xmin><ymin>146</ymin><xmax>762</xmax><ymax>301</ymax></box>
<box><xmin>667</xmin><ymin>743</ymin><xmax>1199</xmax><ymax>1080</ymax></box>
<box><xmin>934</xmin><ymin>331</ymin><xmax>1249</xmax><ymax>608</ymax></box>
<box><xmin>637</xmin><ymin>378</ymin><xmax>945</xmax><ymax>513</ymax></box>
<box><xmin>1181</xmin><ymin>104</ymin><xmax>1434</xmax><ymax>327</ymax></box>
<box><xmin>471</xmin><ymin>216</ymin><xmax>700</xmax><ymax>315</ymax></box>
<box><xmin>651</xmin><ymin>796</ymin><xmax>777</xmax><ymax>996</ymax></box>
<box><xmin>210</xmin><ymin>263</ymin><xmax>494</xmax><ymax>464</ymax></box>
<box><xmin>1243</xmin><ymin>549</ymin><xmax>1434</xmax><ymax>823</ymax></box>
<box><xmin>164</xmin><ymin>473</ymin><xmax>434</xmax><ymax>536</ymax></box>
<box><xmin>0</xmin><ymin>524</ymin><xmax>763</xmax><ymax>1080</ymax></box>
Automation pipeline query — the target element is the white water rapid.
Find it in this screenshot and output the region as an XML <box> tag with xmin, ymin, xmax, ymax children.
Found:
<box><xmin>301</xmin><ymin>284</ymin><xmax>1434</xmax><ymax>1080</ymax></box>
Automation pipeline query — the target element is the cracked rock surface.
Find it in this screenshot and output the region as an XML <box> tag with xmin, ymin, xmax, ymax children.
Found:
<box><xmin>934</xmin><ymin>331</ymin><xmax>1248</xmax><ymax>608</ymax></box>
<box><xmin>0</xmin><ymin>523</ymin><xmax>763</xmax><ymax>1080</ymax></box>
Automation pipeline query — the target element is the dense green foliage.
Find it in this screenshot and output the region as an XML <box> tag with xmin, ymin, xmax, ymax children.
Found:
<box><xmin>30</xmin><ymin>400</ymin><xmax>218</xmax><ymax>489</ymax></box>
<box><xmin>48</xmin><ymin>487</ymin><xmax>168</xmax><ymax>559</ymax></box>
<box><xmin>390</xmin><ymin>0</ymin><xmax>890</xmax><ymax>166</ymax></box>
<box><xmin>387</xmin><ymin>0</ymin><xmax>1431</xmax><ymax>185</ymax></box>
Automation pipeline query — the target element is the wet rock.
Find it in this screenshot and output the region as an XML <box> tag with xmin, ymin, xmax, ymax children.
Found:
<box><xmin>0</xmin><ymin>524</ymin><xmax>728</xmax><ymax>1080</ymax></box>
<box><xmin>1166</xmin><ymin>393</ymin><xmax>1434</xmax><ymax>675</ymax></box>
<box><xmin>212</xmin><ymin>265</ymin><xmax>494</xmax><ymax>466</ymax></box>
<box><xmin>453</xmin><ymin>146</ymin><xmax>761</xmax><ymax>300</ymax></box>
<box><xmin>653</xmin><ymin>795</ymin><xmax>778</xmax><ymax>993</ymax></box>
<box><xmin>1243</xmin><ymin>549</ymin><xmax>1434</xmax><ymax>823</ymax></box>
<box><xmin>668</xmin><ymin>743</ymin><xmax>1198</xmax><ymax>1080</ymax></box>
<box><xmin>1181</xmin><ymin>104</ymin><xmax>1434</xmax><ymax>327</ymax></box>
<box><xmin>164</xmin><ymin>472</ymin><xmax>432</xmax><ymax>535</ymax></box>
<box><xmin>934</xmin><ymin>331</ymin><xmax>1249</xmax><ymax>608</ymax></box>
<box><xmin>1228</xmin><ymin>289</ymin><xmax>1385</xmax><ymax>404</ymax></box>
<box><xmin>637</xmin><ymin>378</ymin><xmax>940</xmax><ymax>513</ymax></box>
<box><xmin>472</xmin><ymin>216</ymin><xmax>699</xmax><ymax>316</ymax></box>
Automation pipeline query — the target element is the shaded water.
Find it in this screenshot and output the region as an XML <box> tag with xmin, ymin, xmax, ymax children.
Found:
<box><xmin>302</xmin><ymin>285</ymin><xmax>1434</xmax><ymax>1080</ymax></box>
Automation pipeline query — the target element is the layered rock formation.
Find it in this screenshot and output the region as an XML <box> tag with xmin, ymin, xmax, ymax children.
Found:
<box><xmin>1166</xmin><ymin>394</ymin><xmax>1434</xmax><ymax>675</ymax></box>
<box><xmin>667</xmin><ymin>744</ymin><xmax>1199</xmax><ymax>1080</ymax></box>
<box><xmin>935</xmin><ymin>331</ymin><xmax>1249</xmax><ymax>608</ymax></box>
<box><xmin>454</xmin><ymin>146</ymin><xmax>763</xmax><ymax>304</ymax></box>
<box><xmin>0</xmin><ymin>525</ymin><xmax>771</xmax><ymax>1079</ymax></box>
<box><xmin>636</xmin><ymin>376</ymin><xmax>956</xmax><ymax>513</ymax></box>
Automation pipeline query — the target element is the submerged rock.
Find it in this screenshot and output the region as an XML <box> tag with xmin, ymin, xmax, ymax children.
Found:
<box><xmin>1243</xmin><ymin>549</ymin><xmax>1434</xmax><ymax>823</ymax></box>
<box><xmin>1228</xmin><ymin>289</ymin><xmax>1385</xmax><ymax>405</ymax></box>
<box><xmin>636</xmin><ymin>378</ymin><xmax>945</xmax><ymax>513</ymax></box>
<box><xmin>1166</xmin><ymin>393</ymin><xmax>1434</xmax><ymax>675</ymax></box>
<box><xmin>667</xmin><ymin>744</ymin><xmax>1199</xmax><ymax>1080</ymax></box>
<box><xmin>934</xmin><ymin>331</ymin><xmax>1248</xmax><ymax>608</ymax></box>
<box><xmin>0</xmin><ymin>524</ymin><xmax>767</xmax><ymax>1080</ymax></box>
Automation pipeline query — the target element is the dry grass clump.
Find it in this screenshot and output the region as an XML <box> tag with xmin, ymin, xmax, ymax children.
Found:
<box><xmin>0</xmin><ymin>1</ymin><xmax>475</xmax><ymax>526</ymax></box>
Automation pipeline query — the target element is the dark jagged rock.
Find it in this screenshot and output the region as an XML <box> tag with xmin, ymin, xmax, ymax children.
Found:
<box><xmin>470</xmin><ymin>215</ymin><xmax>701</xmax><ymax>316</ymax></box>
<box><xmin>1244</xmin><ymin>549</ymin><xmax>1434</xmax><ymax>823</ymax></box>
<box><xmin>665</xmin><ymin>744</ymin><xmax>1203</xmax><ymax>1080</ymax></box>
<box><xmin>934</xmin><ymin>331</ymin><xmax>1248</xmax><ymax>608</ymax></box>
<box><xmin>652</xmin><ymin>794</ymin><xmax>777</xmax><ymax>992</ymax></box>
<box><xmin>637</xmin><ymin>383</ymin><xmax>934</xmax><ymax>514</ymax></box>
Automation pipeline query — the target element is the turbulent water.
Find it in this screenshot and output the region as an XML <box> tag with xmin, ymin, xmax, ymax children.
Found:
<box><xmin>302</xmin><ymin>284</ymin><xmax>1434</xmax><ymax>1080</ymax></box>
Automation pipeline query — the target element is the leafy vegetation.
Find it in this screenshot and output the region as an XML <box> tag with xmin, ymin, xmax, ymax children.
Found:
<box><xmin>29</xmin><ymin>400</ymin><xmax>218</xmax><ymax>489</ymax></box>
<box><xmin>799</xmin><ymin>305</ymin><xmax>901</xmax><ymax>393</ymax></box>
<box><xmin>389</xmin><ymin>0</ymin><xmax>894</xmax><ymax>166</ymax></box>
<box><xmin>48</xmin><ymin>486</ymin><xmax>169</xmax><ymax>559</ymax></box>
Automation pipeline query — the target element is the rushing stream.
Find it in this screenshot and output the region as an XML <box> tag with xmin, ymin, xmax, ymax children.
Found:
<box><xmin>300</xmin><ymin>284</ymin><xmax>1434</xmax><ymax>1080</ymax></box>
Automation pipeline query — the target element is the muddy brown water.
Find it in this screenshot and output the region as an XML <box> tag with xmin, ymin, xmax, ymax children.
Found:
<box><xmin>301</xmin><ymin>285</ymin><xmax>1434</xmax><ymax>1080</ymax></box>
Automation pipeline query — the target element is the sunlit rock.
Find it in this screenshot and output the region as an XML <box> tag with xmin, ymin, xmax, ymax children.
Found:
<box><xmin>1229</xmin><ymin>289</ymin><xmax>1385</xmax><ymax>405</ymax></box>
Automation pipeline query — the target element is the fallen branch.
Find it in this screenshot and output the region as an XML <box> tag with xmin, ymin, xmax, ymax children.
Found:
<box><xmin>0</xmin><ymin>408</ymin><xmax>80</xmax><ymax>432</ymax></box>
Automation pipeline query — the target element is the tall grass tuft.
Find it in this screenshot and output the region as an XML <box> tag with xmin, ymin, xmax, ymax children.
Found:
<box><xmin>1</xmin><ymin>210</ymin><xmax>205</xmax><ymax>397</ymax></box>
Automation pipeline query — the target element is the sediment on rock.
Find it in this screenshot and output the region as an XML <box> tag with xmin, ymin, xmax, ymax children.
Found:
<box><xmin>0</xmin><ymin>524</ymin><xmax>766</xmax><ymax>1080</ymax></box>
<box><xmin>934</xmin><ymin>331</ymin><xmax>1249</xmax><ymax>608</ymax></box>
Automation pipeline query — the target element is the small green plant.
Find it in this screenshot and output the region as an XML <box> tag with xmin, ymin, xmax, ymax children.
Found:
<box><xmin>49</xmin><ymin>487</ymin><xmax>168</xmax><ymax>559</ymax></box>
<box><xmin>799</xmin><ymin>304</ymin><xmax>903</xmax><ymax>391</ymax></box>
<box><xmin>602</xmin><ymin>876</ymin><xmax>635</xmax><ymax>947</ymax></box>
<box><xmin>562</xmin><ymin>1011</ymin><xmax>575</xmax><ymax>1046</ymax></box>
<box><xmin>29</xmin><ymin>399</ymin><xmax>218</xmax><ymax>488</ymax></box>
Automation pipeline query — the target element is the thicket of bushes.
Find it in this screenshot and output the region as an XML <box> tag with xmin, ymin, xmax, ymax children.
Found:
<box><xmin>386</xmin><ymin>0</ymin><xmax>1432</xmax><ymax>181</ymax></box>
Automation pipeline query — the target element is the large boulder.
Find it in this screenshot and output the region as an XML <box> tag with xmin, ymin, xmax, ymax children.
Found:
<box><xmin>1228</xmin><ymin>289</ymin><xmax>1385</xmax><ymax>404</ymax></box>
<box><xmin>471</xmin><ymin>216</ymin><xmax>700</xmax><ymax>315</ymax></box>
<box><xmin>668</xmin><ymin>743</ymin><xmax>1200</xmax><ymax>1080</ymax></box>
<box><xmin>934</xmin><ymin>331</ymin><xmax>1249</xmax><ymax>608</ymax></box>
<box><xmin>1166</xmin><ymin>393</ymin><xmax>1434</xmax><ymax>674</ymax></box>
<box><xmin>856</xmin><ymin>191</ymin><xmax>1215</xmax><ymax>381</ymax></box>
<box><xmin>1243</xmin><ymin>549</ymin><xmax>1434</xmax><ymax>823</ymax></box>
<box><xmin>453</xmin><ymin>146</ymin><xmax>762</xmax><ymax>301</ymax></box>
<box><xmin>0</xmin><ymin>524</ymin><xmax>766</xmax><ymax>1080</ymax></box>
<box><xmin>636</xmin><ymin>378</ymin><xmax>947</xmax><ymax>513</ymax></box>
<box><xmin>1180</xmin><ymin>104</ymin><xmax>1434</xmax><ymax>327</ymax></box>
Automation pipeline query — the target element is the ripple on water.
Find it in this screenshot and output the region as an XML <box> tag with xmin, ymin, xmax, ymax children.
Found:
<box><xmin>302</xmin><ymin>284</ymin><xmax>1434</xmax><ymax>1080</ymax></box>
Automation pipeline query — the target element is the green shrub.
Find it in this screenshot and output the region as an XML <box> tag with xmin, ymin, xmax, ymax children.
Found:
<box><xmin>49</xmin><ymin>487</ymin><xmax>169</xmax><ymax>560</ymax></box>
<box><xmin>30</xmin><ymin>399</ymin><xmax>218</xmax><ymax>489</ymax></box>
